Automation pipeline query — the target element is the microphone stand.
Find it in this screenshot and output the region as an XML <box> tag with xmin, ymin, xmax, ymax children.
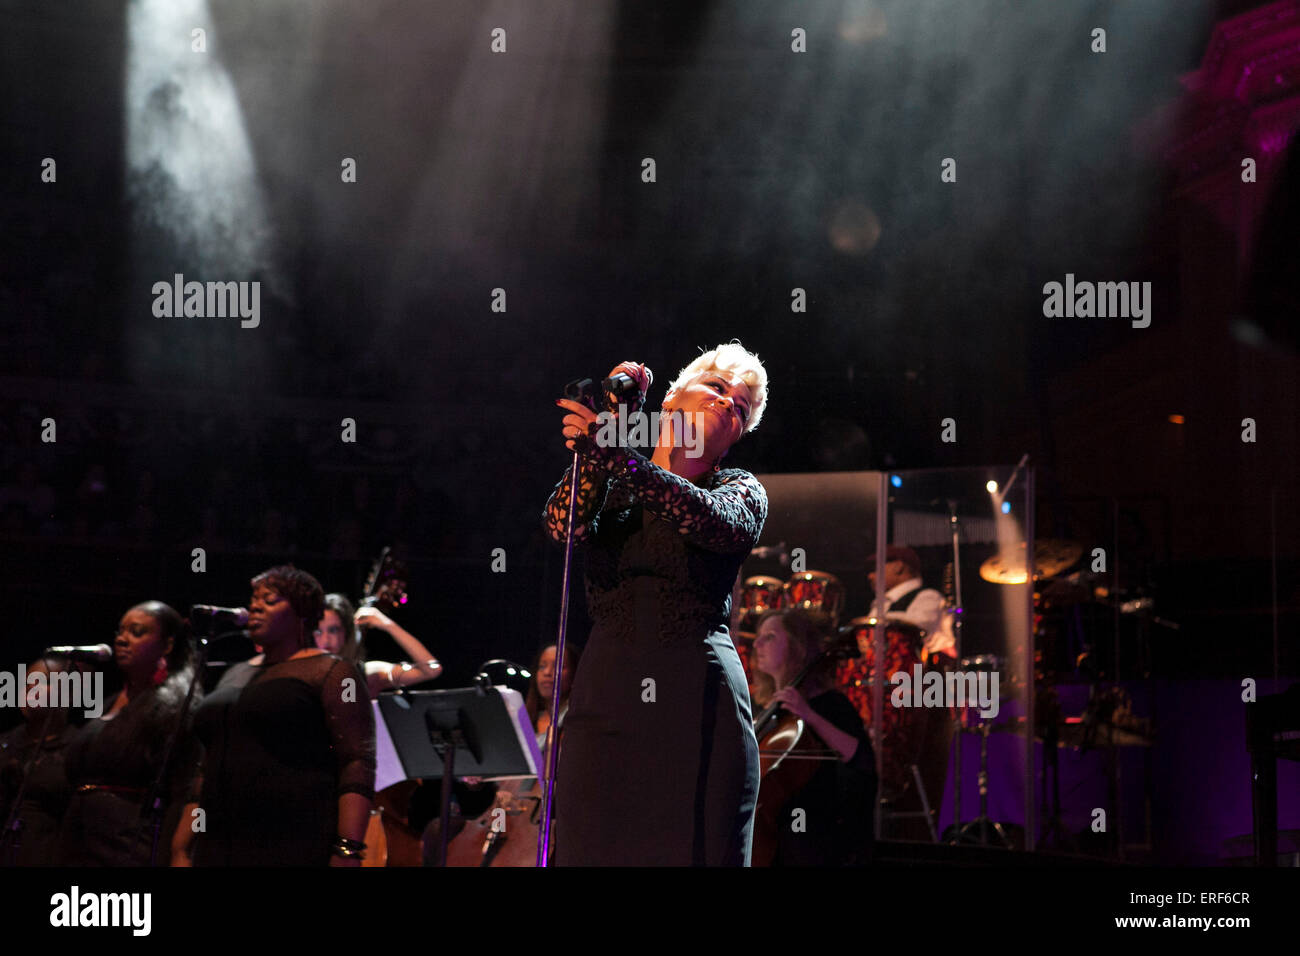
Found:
<box><xmin>537</xmin><ymin>448</ymin><xmax>582</xmax><ymax>867</ymax></box>
<box><xmin>946</xmin><ymin>500</ymin><xmax>966</xmax><ymax>837</ymax></box>
<box><xmin>140</xmin><ymin>626</ymin><xmax>212</xmax><ymax>867</ymax></box>
<box><xmin>947</xmin><ymin>500</ymin><xmax>965</xmax><ymax>659</ymax></box>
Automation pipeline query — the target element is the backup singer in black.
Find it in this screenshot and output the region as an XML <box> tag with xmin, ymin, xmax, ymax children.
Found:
<box><xmin>172</xmin><ymin>566</ymin><xmax>375</xmax><ymax>866</ymax></box>
<box><xmin>545</xmin><ymin>343</ymin><xmax>769</xmax><ymax>865</ymax></box>
<box><xmin>58</xmin><ymin>602</ymin><xmax>200</xmax><ymax>866</ymax></box>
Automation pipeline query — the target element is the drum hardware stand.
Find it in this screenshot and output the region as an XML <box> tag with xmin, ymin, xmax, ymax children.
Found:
<box><xmin>1080</xmin><ymin>682</ymin><xmax>1131</xmax><ymax>860</ymax></box>
<box><xmin>879</xmin><ymin>696</ymin><xmax>942</xmax><ymax>843</ymax></box>
<box><xmin>942</xmin><ymin>498</ymin><xmax>966</xmax><ymax>841</ymax></box>
<box><xmin>946</xmin><ymin>499</ymin><xmax>965</xmax><ymax>662</ymax></box>
<box><xmin>951</xmin><ymin>712</ymin><xmax>1015</xmax><ymax>849</ymax></box>
<box><xmin>1036</xmin><ymin>688</ymin><xmax>1075</xmax><ymax>853</ymax></box>
<box><xmin>910</xmin><ymin>764</ymin><xmax>939</xmax><ymax>842</ymax></box>
<box><xmin>882</xmin><ymin>763</ymin><xmax>940</xmax><ymax>842</ymax></box>
<box><xmin>1127</xmin><ymin>592</ymin><xmax>1168</xmax><ymax>859</ymax></box>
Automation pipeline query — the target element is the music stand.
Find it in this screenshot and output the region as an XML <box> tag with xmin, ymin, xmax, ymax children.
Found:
<box><xmin>373</xmin><ymin>687</ymin><xmax>540</xmax><ymax>866</ymax></box>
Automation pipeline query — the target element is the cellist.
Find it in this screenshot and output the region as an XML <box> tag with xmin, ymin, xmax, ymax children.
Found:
<box><xmin>752</xmin><ymin>608</ymin><xmax>876</xmax><ymax>865</ymax></box>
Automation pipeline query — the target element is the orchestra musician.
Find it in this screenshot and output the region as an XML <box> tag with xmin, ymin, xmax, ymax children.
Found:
<box><xmin>545</xmin><ymin>344</ymin><xmax>768</xmax><ymax>865</ymax></box>
<box><xmin>869</xmin><ymin>545</ymin><xmax>954</xmax><ymax>661</ymax></box>
<box><xmin>751</xmin><ymin>608</ymin><xmax>875</xmax><ymax>865</ymax></box>
<box><xmin>313</xmin><ymin>592</ymin><xmax>442</xmax><ymax>696</ymax></box>
<box><xmin>525</xmin><ymin>642</ymin><xmax>578</xmax><ymax>752</ymax></box>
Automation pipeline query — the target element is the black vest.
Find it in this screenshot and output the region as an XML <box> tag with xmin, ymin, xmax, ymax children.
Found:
<box><xmin>888</xmin><ymin>584</ymin><xmax>923</xmax><ymax>614</ymax></box>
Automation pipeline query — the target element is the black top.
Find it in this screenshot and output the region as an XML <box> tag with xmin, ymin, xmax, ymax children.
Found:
<box><xmin>544</xmin><ymin>431</ymin><xmax>768</xmax><ymax>865</ymax></box>
<box><xmin>775</xmin><ymin>689</ymin><xmax>876</xmax><ymax>866</ymax></box>
<box><xmin>57</xmin><ymin>669</ymin><xmax>201</xmax><ymax>866</ymax></box>
<box><xmin>0</xmin><ymin>723</ymin><xmax>76</xmax><ymax>865</ymax></box>
<box><xmin>189</xmin><ymin>653</ymin><xmax>376</xmax><ymax>866</ymax></box>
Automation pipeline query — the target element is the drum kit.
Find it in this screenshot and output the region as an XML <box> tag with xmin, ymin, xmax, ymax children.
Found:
<box><xmin>735</xmin><ymin>569</ymin><xmax>934</xmax><ymax>802</ymax></box>
<box><xmin>968</xmin><ymin>538</ymin><xmax>1156</xmax><ymax>852</ymax></box>
<box><xmin>737</xmin><ymin>537</ymin><xmax>1159</xmax><ymax>853</ymax></box>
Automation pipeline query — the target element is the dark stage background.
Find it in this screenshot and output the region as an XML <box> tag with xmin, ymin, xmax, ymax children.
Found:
<box><xmin>1</xmin><ymin>0</ymin><xmax>1297</xmax><ymax>863</ymax></box>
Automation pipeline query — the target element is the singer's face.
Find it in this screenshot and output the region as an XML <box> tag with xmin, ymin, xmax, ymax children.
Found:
<box><xmin>664</xmin><ymin>371</ymin><xmax>752</xmax><ymax>460</ymax></box>
<box><xmin>248</xmin><ymin>584</ymin><xmax>301</xmax><ymax>648</ymax></box>
<box><xmin>314</xmin><ymin>609</ymin><xmax>346</xmax><ymax>654</ymax></box>
<box><xmin>114</xmin><ymin>607</ymin><xmax>171</xmax><ymax>681</ymax></box>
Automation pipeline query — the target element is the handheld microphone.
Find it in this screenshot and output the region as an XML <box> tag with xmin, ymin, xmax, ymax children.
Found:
<box><xmin>604</xmin><ymin>363</ymin><xmax>652</xmax><ymax>414</ymax></box>
<box><xmin>43</xmin><ymin>644</ymin><xmax>114</xmax><ymax>663</ymax></box>
<box><xmin>189</xmin><ymin>605</ymin><xmax>250</xmax><ymax>626</ymax></box>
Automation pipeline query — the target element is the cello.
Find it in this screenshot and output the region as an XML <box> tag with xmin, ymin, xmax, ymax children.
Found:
<box><xmin>354</xmin><ymin>548</ymin><xmax>425</xmax><ymax>867</ymax></box>
<box><xmin>441</xmin><ymin>774</ymin><xmax>546</xmax><ymax>867</ymax></box>
<box><xmin>750</xmin><ymin>628</ymin><xmax>856</xmax><ymax>866</ymax></box>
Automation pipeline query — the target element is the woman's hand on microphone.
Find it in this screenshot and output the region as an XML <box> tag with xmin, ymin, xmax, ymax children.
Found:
<box><xmin>556</xmin><ymin>361</ymin><xmax>651</xmax><ymax>454</ymax></box>
<box><xmin>609</xmin><ymin>361</ymin><xmax>652</xmax><ymax>395</ymax></box>
<box><xmin>556</xmin><ymin>397</ymin><xmax>600</xmax><ymax>453</ymax></box>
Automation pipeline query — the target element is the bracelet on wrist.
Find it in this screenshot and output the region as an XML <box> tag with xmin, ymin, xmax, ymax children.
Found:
<box><xmin>332</xmin><ymin>836</ymin><xmax>366</xmax><ymax>860</ymax></box>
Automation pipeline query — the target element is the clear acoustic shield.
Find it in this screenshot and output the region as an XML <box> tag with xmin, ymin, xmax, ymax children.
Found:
<box><xmin>743</xmin><ymin>465</ymin><xmax>1036</xmax><ymax>856</ymax></box>
<box><xmin>880</xmin><ymin>464</ymin><xmax>1036</xmax><ymax>849</ymax></box>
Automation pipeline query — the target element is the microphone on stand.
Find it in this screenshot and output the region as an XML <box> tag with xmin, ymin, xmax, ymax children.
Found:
<box><xmin>750</xmin><ymin>542</ymin><xmax>791</xmax><ymax>566</ymax></box>
<box><xmin>565</xmin><ymin>364</ymin><xmax>653</xmax><ymax>416</ymax></box>
<box><xmin>42</xmin><ymin>644</ymin><xmax>114</xmax><ymax>663</ymax></box>
<box><xmin>188</xmin><ymin>606</ymin><xmax>250</xmax><ymax>627</ymax></box>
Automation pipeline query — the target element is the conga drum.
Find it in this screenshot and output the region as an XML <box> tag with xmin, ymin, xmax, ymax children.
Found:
<box><xmin>781</xmin><ymin>571</ymin><xmax>846</xmax><ymax>628</ymax></box>
<box><xmin>737</xmin><ymin>575</ymin><xmax>785</xmax><ymax>637</ymax></box>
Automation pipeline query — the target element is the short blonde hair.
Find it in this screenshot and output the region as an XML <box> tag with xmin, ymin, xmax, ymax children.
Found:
<box><xmin>665</xmin><ymin>342</ymin><xmax>769</xmax><ymax>433</ymax></box>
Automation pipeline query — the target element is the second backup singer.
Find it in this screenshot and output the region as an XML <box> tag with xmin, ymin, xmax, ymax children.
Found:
<box><xmin>544</xmin><ymin>343</ymin><xmax>769</xmax><ymax>865</ymax></box>
<box><xmin>171</xmin><ymin>566</ymin><xmax>376</xmax><ymax>866</ymax></box>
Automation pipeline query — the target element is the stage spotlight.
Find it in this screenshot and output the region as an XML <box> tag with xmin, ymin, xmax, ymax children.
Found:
<box><xmin>827</xmin><ymin>198</ymin><xmax>882</xmax><ymax>255</ymax></box>
<box><xmin>838</xmin><ymin>3</ymin><xmax>888</xmax><ymax>44</ymax></box>
<box><xmin>986</xmin><ymin>480</ymin><xmax>999</xmax><ymax>494</ymax></box>
<box><xmin>1168</xmin><ymin>414</ymin><xmax>1185</xmax><ymax>425</ymax></box>
<box><xmin>890</xmin><ymin>475</ymin><xmax>902</xmax><ymax>488</ymax></box>
<box><xmin>1001</xmin><ymin>501</ymin><xmax>1011</xmax><ymax>514</ymax></box>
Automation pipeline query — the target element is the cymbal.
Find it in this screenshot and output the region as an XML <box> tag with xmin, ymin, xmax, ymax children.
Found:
<box><xmin>990</xmin><ymin>716</ymin><xmax>1153</xmax><ymax>747</ymax></box>
<box><xmin>1058</xmin><ymin>721</ymin><xmax>1153</xmax><ymax>748</ymax></box>
<box><xmin>1040</xmin><ymin>570</ymin><xmax>1095</xmax><ymax>606</ymax></box>
<box><xmin>979</xmin><ymin>540</ymin><xmax>1083</xmax><ymax>584</ymax></box>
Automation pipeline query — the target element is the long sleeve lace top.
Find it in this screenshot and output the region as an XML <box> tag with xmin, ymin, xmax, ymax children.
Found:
<box><xmin>543</xmin><ymin>423</ymin><xmax>766</xmax><ymax>553</ymax></box>
<box><xmin>542</xmin><ymin>420</ymin><xmax>768</xmax><ymax>644</ymax></box>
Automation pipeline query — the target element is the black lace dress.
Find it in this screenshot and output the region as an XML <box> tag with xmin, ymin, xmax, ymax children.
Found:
<box><xmin>543</xmin><ymin>430</ymin><xmax>767</xmax><ymax>865</ymax></box>
<box><xmin>189</xmin><ymin>654</ymin><xmax>375</xmax><ymax>866</ymax></box>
